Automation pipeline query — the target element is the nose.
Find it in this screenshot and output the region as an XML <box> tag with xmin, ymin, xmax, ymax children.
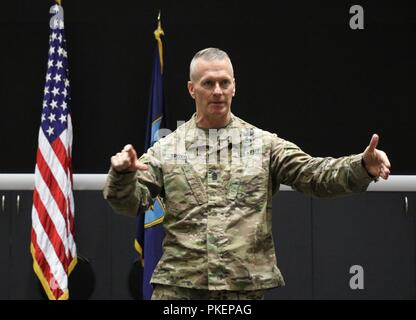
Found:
<box><xmin>213</xmin><ymin>82</ymin><xmax>223</xmax><ymax>95</ymax></box>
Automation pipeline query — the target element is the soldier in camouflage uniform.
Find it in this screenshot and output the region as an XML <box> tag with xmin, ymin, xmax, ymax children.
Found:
<box><xmin>103</xmin><ymin>48</ymin><xmax>391</xmax><ymax>300</ymax></box>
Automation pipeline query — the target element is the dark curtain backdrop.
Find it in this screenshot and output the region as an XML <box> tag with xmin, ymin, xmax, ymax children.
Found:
<box><xmin>1</xmin><ymin>0</ymin><xmax>415</xmax><ymax>173</ymax></box>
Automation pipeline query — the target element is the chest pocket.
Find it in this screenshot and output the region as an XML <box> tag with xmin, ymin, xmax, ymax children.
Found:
<box><xmin>163</xmin><ymin>164</ymin><xmax>207</xmax><ymax>214</ymax></box>
<box><xmin>233</xmin><ymin>166</ymin><xmax>268</xmax><ymax>206</ymax></box>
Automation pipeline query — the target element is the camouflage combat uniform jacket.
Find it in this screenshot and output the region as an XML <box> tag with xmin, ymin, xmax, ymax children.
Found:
<box><xmin>103</xmin><ymin>113</ymin><xmax>374</xmax><ymax>291</ymax></box>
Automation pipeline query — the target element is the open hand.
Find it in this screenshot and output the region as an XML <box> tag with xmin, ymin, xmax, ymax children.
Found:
<box><xmin>362</xmin><ymin>134</ymin><xmax>391</xmax><ymax>180</ymax></box>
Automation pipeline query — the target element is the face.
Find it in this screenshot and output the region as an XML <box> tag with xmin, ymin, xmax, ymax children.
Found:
<box><xmin>188</xmin><ymin>58</ymin><xmax>236</xmax><ymax>120</ymax></box>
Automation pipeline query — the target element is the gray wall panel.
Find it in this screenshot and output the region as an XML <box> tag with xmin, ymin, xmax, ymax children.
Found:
<box><xmin>312</xmin><ymin>192</ymin><xmax>416</xmax><ymax>299</ymax></box>
<box><xmin>266</xmin><ymin>192</ymin><xmax>313</xmax><ymax>299</ymax></box>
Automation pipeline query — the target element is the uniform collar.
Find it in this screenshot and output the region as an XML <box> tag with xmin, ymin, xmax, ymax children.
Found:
<box><xmin>187</xmin><ymin>112</ymin><xmax>238</xmax><ymax>129</ymax></box>
<box><xmin>184</xmin><ymin>113</ymin><xmax>242</xmax><ymax>147</ymax></box>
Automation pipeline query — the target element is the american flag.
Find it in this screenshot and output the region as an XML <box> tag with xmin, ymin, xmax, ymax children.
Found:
<box><xmin>30</xmin><ymin>4</ymin><xmax>77</xmax><ymax>300</ymax></box>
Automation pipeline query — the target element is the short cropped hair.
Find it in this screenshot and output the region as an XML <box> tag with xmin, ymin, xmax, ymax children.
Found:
<box><xmin>189</xmin><ymin>48</ymin><xmax>234</xmax><ymax>81</ymax></box>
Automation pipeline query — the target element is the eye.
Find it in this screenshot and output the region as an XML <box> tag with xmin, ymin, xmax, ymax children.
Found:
<box><xmin>202</xmin><ymin>80</ymin><xmax>214</xmax><ymax>88</ymax></box>
<box><xmin>220</xmin><ymin>79</ymin><xmax>231</xmax><ymax>88</ymax></box>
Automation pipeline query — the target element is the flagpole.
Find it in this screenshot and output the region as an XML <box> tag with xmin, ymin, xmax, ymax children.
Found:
<box><xmin>157</xmin><ymin>10</ymin><xmax>162</xmax><ymax>30</ymax></box>
<box><xmin>154</xmin><ymin>10</ymin><xmax>164</xmax><ymax>72</ymax></box>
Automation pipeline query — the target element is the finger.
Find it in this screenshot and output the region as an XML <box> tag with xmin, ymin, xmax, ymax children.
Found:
<box><xmin>381</xmin><ymin>164</ymin><xmax>391</xmax><ymax>179</ymax></box>
<box><xmin>111</xmin><ymin>154</ymin><xmax>123</xmax><ymax>166</ymax></box>
<box><xmin>123</xmin><ymin>144</ymin><xmax>137</xmax><ymax>161</ymax></box>
<box><xmin>368</xmin><ymin>134</ymin><xmax>379</xmax><ymax>152</ymax></box>
<box><xmin>381</xmin><ymin>164</ymin><xmax>390</xmax><ymax>176</ymax></box>
<box><xmin>374</xmin><ymin>150</ymin><xmax>391</xmax><ymax>169</ymax></box>
<box><xmin>111</xmin><ymin>156</ymin><xmax>127</xmax><ymax>171</ymax></box>
<box><xmin>123</xmin><ymin>144</ymin><xmax>133</xmax><ymax>152</ymax></box>
<box><xmin>113</xmin><ymin>151</ymin><xmax>131</xmax><ymax>166</ymax></box>
<box><xmin>381</xmin><ymin>152</ymin><xmax>391</xmax><ymax>169</ymax></box>
<box><xmin>134</xmin><ymin>160</ymin><xmax>148</xmax><ymax>171</ymax></box>
<box><xmin>378</xmin><ymin>167</ymin><xmax>386</xmax><ymax>180</ymax></box>
<box><xmin>127</xmin><ymin>149</ymin><xmax>137</xmax><ymax>162</ymax></box>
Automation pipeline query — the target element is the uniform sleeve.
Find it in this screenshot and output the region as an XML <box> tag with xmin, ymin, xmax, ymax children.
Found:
<box><xmin>270</xmin><ymin>134</ymin><xmax>375</xmax><ymax>197</ymax></box>
<box><xmin>103</xmin><ymin>143</ymin><xmax>164</xmax><ymax>216</ymax></box>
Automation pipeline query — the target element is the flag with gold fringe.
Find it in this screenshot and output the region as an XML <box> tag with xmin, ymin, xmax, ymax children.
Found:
<box><xmin>31</xmin><ymin>1</ymin><xmax>77</xmax><ymax>300</ymax></box>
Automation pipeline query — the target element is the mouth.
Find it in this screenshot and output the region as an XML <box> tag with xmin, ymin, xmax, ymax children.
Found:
<box><xmin>209</xmin><ymin>102</ymin><xmax>227</xmax><ymax>114</ymax></box>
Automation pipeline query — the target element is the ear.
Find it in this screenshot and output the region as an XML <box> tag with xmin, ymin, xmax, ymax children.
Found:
<box><xmin>232</xmin><ymin>78</ymin><xmax>236</xmax><ymax>97</ymax></box>
<box><xmin>187</xmin><ymin>81</ymin><xmax>195</xmax><ymax>99</ymax></box>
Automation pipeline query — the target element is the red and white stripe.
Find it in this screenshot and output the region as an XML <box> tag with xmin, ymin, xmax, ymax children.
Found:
<box><xmin>31</xmin><ymin>114</ymin><xmax>76</xmax><ymax>300</ymax></box>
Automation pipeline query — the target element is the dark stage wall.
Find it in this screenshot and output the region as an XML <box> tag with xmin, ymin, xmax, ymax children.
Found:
<box><xmin>1</xmin><ymin>0</ymin><xmax>415</xmax><ymax>173</ymax></box>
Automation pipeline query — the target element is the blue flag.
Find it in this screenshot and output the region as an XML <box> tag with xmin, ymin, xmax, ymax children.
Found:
<box><xmin>134</xmin><ymin>16</ymin><xmax>166</xmax><ymax>300</ymax></box>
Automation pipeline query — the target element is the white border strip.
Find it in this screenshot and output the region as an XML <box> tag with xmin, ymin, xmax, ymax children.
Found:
<box><xmin>0</xmin><ymin>174</ymin><xmax>106</xmax><ymax>190</ymax></box>
<box><xmin>0</xmin><ymin>174</ymin><xmax>415</xmax><ymax>192</ymax></box>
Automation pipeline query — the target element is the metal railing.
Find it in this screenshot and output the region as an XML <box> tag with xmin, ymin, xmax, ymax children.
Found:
<box><xmin>0</xmin><ymin>174</ymin><xmax>415</xmax><ymax>191</ymax></box>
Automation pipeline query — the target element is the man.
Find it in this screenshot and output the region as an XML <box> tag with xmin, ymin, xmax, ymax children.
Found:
<box><xmin>103</xmin><ymin>48</ymin><xmax>391</xmax><ymax>300</ymax></box>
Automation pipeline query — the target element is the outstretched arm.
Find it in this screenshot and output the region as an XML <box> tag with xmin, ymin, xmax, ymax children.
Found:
<box><xmin>271</xmin><ymin>134</ymin><xmax>378</xmax><ymax>197</ymax></box>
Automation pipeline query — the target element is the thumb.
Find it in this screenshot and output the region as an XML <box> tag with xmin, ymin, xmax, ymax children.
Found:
<box><xmin>368</xmin><ymin>134</ymin><xmax>379</xmax><ymax>152</ymax></box>
<box><xmin>133</xmin><ymin>160</ymin><xmax>148</xmax><ymax>171</ymax></box>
